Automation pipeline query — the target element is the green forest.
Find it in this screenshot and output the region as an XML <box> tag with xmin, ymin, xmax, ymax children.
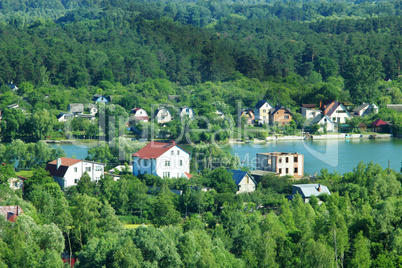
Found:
<box><xmin>1</xmin><ymin>0</ymin><xmax>402</xmax><ymax>267</ymax></box>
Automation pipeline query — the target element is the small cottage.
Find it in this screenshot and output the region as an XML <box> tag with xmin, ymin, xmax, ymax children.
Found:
<box><xmin>229</xmin><ymin>169</ymin><xmax>256</xmax><ymax>194</ymax></box>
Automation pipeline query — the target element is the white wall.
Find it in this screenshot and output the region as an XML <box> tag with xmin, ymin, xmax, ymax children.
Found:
<box><xmin>236</xmin><ymin>174</ymin><xmax>256</xmax><ymax>194</ymax></box>
<box><xmin>156</xmin><ymin>109</ymin><xmax>172</xmax><ymax>123</ymax></box>
<box><xmin>329</xmin><ymin>106</ymin><xmax>350</xmax><ymax>124</ymax></box>
<box><xmin>63</xmin><ymin>161</ymin><xmax>104</xmax><ymax>187</ymax></box>
<box><xmin>301</xmin><ymin>108</ymin><xmax>321</xmax><ymax>119</ymax></box>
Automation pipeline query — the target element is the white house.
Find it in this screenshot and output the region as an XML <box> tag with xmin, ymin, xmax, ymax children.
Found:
<box><xmin>229</xmin><ymin>169</ymin><xmax>256</xmax><ymax>194</ymax></box>
<box><xmin>45</xmin><ymin>157</ymin><xmax>105</xmax><ymax>188</ymax></box>
<box><xmin>8</xmin><ymin>176</ymin><xmax>25</xmax><ymax>191</ymax></box>
<box><xmin>179</xmin><ymin>106</ymin><xmax>195</xmax><ymax>119</ymax></box>
<box><xmin>256</xmin><ymin>152</ymin><xmax>304</xmax><ymax>179</ymax></box>
<box><xmin>57</xmin><ymin>112</ymin><xmax>74</xmax><ymax>122</ymax></box>
<box><xmin>154</xmin><ymin>107</ymin><xmax>172</xmax><ymax>123</ymax></box>
<box><xmin>301</xmin><ymin>107</ymin><xmax>322</xmax><ymax>120</ymax></box>
<box><xmin>322</xmin><ymin>101</ymin><xmax>351</xmax><ymax>124</ymax></box>
<box><xmin>132</xmin><ymin>141</ymin><xmax>190</xmax><ymax>179</ymax></box>
<box><xmin>130</xmin><ymin>108</ymin><xmax>149</xmax><ymax>123</ymax></box>
<box><xmin>353</xmin><ymin>103</ymin><xmax>379</xmax><ymax>116</ymax></box>
<box><xmin>310</xmin><ymin>114</ymin><xmax>335</xmax><ymax>132</ymax></box>
<box><xmin>254</xmin><ymin>100</ymin><xmax>273</xmax><ymax>124</ymax></box>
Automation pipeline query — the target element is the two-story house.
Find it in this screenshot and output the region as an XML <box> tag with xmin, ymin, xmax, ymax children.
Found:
<box><xmin>179</xmin><ymin>106</ymin><xmax>195</xmax><ymax>119</ymax></box>
<box><xmin>154</xmin><ymin>107</ymin><xmax>172</xmax><ymax>123</ymax></box>
<box><xmin>256</xmin><ymin>152</ymin><xmax>304</xmax><ymax>178</ymax></box>
<box><xmin>269</xmin><ymin>106</ymin><xmax>293</xmax><ymax>126</ymax></box>
<box><xmin>132</xmin><ymin>141</ymin><xmax>190</xmax><ymax>179</ymax></box>
<box><xmin>46</xmin><ymin>157</ymin><xmax>105</xmax><ymax>189</ymax></box>
<box><xmin>130</xmin><ymin>108</ymin><xmax>150</xmax><ymax>123</ymax></box>
<box><xmin>300</xmin><ymin>104</ymin><xmax>321</xmax><ymax>120</ymax></box>
<box><xmin>254</xmin><ymin>100</ymin><xmax>273</xmax><ymax>125</ymax></box>
<box><xmin>321</xmin><ymin>101</ymin><xmax>351</xmax><ymax>124</ymax></box>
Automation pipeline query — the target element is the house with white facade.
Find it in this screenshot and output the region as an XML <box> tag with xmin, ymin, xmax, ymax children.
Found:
<box><xmin>301</xmin><ymin>104</ymin><xmax>321</xmax><ymax>120</ymax></box>
<box><xmin>130</xmin><ymin>108</ymin><xmax>150</xmax><ymax>123</ymax></box>
<box><xmin>229</xmin><ymin>169</ymin><xmax>256</xmax><ymax>194</ymax></box>
<box><xmin>321</xmin><ymin>101</ymin><xmax>351</xmax><ymax>124</ymax></box>
<box><xmin>132</xmin><ymin>141</ymin><xmax>190</xmax><ymax>179</ymax></box>
<box><xmin>45</xmin><ymin>157</ymin><xmax>105</xmax><ymax>189</ymax></box>
<box><xmin>310</xmin><ymin>114</ymin><xmax>335</xmax><ymax>132</ymax></box>
<box><xmin>254</xmin><ymin>100</ymin><xmax>273</xmax><ymax>124</ymax></box>
<box><xmin>179</xmin><ymin>106</ymin><xmax>195</xmax><ymax>119</ymax></box>
<box><xmin>57</xmin><ymin>112</ymin><xmax>74</xmax><ymax>122</ymax></box>
<box><xmin>154</xmin><ymin>107</ymin><xmax>172</xmax><ymax>123</ymax></box>
<box><xmin>256</xmin><ymin>152</ymin><xmax>304</xmax><ymax>178</ymax></box>
<box><xmin>353</xmin><ymin>103</ymin><xmax>379</xmax><ymax>116</ymax></box>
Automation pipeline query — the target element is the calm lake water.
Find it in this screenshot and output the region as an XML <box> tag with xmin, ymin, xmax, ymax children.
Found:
<box><xmin>52</xmin><ymin>139</ymin><xmax>402</xmax><ymax>175</ymax></box>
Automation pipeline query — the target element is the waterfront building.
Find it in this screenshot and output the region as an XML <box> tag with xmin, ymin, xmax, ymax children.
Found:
<box><xmin>256</xmin><ymin>152</ymin><xmax>304</xmax><ymax>178</ymax></box>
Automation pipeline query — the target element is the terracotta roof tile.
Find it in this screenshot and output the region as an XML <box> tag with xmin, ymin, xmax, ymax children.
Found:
<box><xmin>371</xmin><ymin>119</ymin><xmax>389</xmax><ymax>126</ymax></box>
<box><xmin>133</xmin><ymin>141</ymin><xmax>189</xmax><ymax>159</ymax></box>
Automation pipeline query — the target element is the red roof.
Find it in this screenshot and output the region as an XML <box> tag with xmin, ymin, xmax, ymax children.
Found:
<box><xmin>184</xmin><ymin>172</ymin><xmax>193</xmax><ymax>179</ymax></box>
<box><xmin>371</xmin><ymin>119</ymin><xmax>389</xmax><ymax>126</ymax></box>
<box><xmin>133</xmin><ymin>141</ymin><xmax>189</xmax><ymax>159</ymax></box>
<box><xmin>46</xmin><ymin>158</ymin><xmax>82</xmax><ymax>178</ymax></box>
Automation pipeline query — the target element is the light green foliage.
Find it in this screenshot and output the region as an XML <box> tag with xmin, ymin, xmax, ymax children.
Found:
<box><xmin>350</xmin><ymin>231</ymin><xmax>371</xmax><ymax>268</ymax></box>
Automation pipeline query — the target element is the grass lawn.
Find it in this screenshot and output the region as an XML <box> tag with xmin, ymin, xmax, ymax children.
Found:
<box><xmin>124</xmin><ymin>224</ymin><xmax>150</xmax><ymax>229</ymax></box>
<box><xmin>16</xmin><ymin>170</ymin><xmax>34</xmax><ymax>178</ymax></box>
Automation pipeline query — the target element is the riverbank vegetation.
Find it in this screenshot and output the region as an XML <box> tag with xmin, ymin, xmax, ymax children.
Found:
<box><xmin>0</xmin><ymin>0</ymin><xmax>402</xmax><ymax>142</ymax></box>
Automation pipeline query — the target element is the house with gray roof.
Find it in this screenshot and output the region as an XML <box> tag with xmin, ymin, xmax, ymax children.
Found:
<box><xmin>68</xmin><ymin>103</ymin><xmax>84</xmax><ymax>115</ymax></box>
<box><xmin>386</xmin><ymin>104</ymin><xmax>402</xmax><ymax>112</ymax></box>
<box><xmin>353</xmin><ymin>103</ymin><xmax>379</xmax><ymax>116</ymax></box>
<box><xmin>310</xmin><ymin>114</ymin><xmax>335</xmax><ymax>132</ymax></box>
<box><xmin>229</xmin><ymin>169</ymin><xmax>256</xmax><ymax>194</ymax></box>
<box><xmin>254</xmin><ymin>100</ymin><xmax>273</xmax><ymax>125</ymax></box>
<box><xmin>292</xmin><ymin>184</ymin><xmax>331</xmax><ymax>203</ymax></box>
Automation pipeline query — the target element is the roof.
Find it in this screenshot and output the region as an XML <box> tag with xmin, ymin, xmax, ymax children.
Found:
<box><xmin>302</xmin><ymin>104</ymin><xmax>316</xmax><ymax>109</ymax></box>
<box><xmin>371</xmin><ymin>119</ymin><xmax>389</xmax><ymax>126</ymax></box>
<box><xmin>0</xmin><ymin>206</ymin><xmax>23</xmax><ymax>222</ymax></box>
<box><xmin>292</xmin><ymin>184</ymin><xmax>331</xmax><ymax>198</ymax></box>
<box><xmin>132</xmin><ymin>141</ymin><xmax>189</xmax><ymax>159</ymax></box>
<box><xmin>57</xmin><ymin>113</ymin><xmax>73</xmax><ymax>119</ymax></box>
<box><xmin>310</xmin><ymin>114</ymin><xmax>333</xmax><ymax>125</ymax></box>
<box><xmin>69</xmin><ymin>103</ymin><xmax>84</xmax><ymax>113</ymax></box>
<box><xmin>386</xmin><ymin>104</ymin><xmax>402</xmax><ymax>112</ymax></box>
<box><xmin>255</xmin><ymin>100</ymin><xmax>271</xmax><ymax>109</ymax></box>
<box><xmin>270</xmin><ymin>105</ymin><xmax>293</xmax><ymax>115</ymax></box>
<box><xmin>46</xmin><ymin>158</ymin><xmax>82</xmax><ymax>178</ymax></box>
<box><xmin>91</xmin><ymin>95</ymin><xmax>111</xmax><ymax>102</ymax></box>
<box><xmin>322</xmin><ymin>101</ymin><xmax>350</xmax><ymax>117</ymax></box>
<box><xmin>184</xmin><ymin>172</ymin><xmax>193</xmax><ymax>179</ymax></box>
<box><xmin>353</xmin><ymin>103</ymin><xmax>369</xmax><ymax>112</ymax></box>
<box><xmin>229</xmin><ymin>169</ymin><xmax>256</xmax><ymax>185</ymax></box>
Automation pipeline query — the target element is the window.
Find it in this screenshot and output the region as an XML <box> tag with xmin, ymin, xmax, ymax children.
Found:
<box><xmin>74</xmin><ymin>167</ymin><xmax>78</xmax><ymax>172</ymax></box>
<box><xmin>279</xmin><ymin>168</ymin><xmax>282</xmax><ymax>174</ymax></box>
<box><xmin>86</xmin><ymin>167</ymin><xmax>91</xmax><ymax>172</ymax></box>
<box><xmin>14</xmin><ymin>182</ymin><xmax>18</xmax><ymax>187</ymax></box>
<box><xmin>95</xmin><ymin>165</ymin><xmax>102</xmax><ymax>171</ymax></box>
<box><xmin>294</xmin><ymin>167</ymin><xmax>298</xmax><ymax>173</ymax></box>
<box><xmin>142</xmin><ymin>159</ymin><xmax>149</xmax><ymax>166</ymax></box>
<box><xmin>333</xmin><ymin>117</ymin><xmax>336</xmax><ymax>122</ymax></box>
<box><xmin>286</xmin><ymin>168</ymin><xmax>289</xmax><ymax>174</ymax></box>
<box><xmin>246</xmin><ymin>176</ymin><xmax>249</xmax><ymax>184</ymax></box>
<box><xmin>294</xmin><ymin>157</ymin><xmax>298</xmax><ymax>162</ymax></box>
<box><xmin>171</xmin><ymin>150</ymin><xmax>174</xmax><ymax>155</ymax></box>
<box><xmin>163</xmin><ymin>172</ymin><xmax>170</xmax><ymax>178</ymax></box>
<box><xmin>286</xmin><ymin>157</ymin><xmax>289</xmax><ymax>163</ymax></box>
<box><xmin>263</xmin><ymin>109</ymin><xmax>266</xmax><ymax>113</ymax></box>
<box><xmin>177</xmin><ymin>150</ymin><xmax>180</xmax><ymax>155</ymax></box>
<box><xmin>74</xmin><ymin>179</ymin><xmax>79</xmax><ymax>183</ymax></box>
<box><xmin>180</xmin><ymin>160</ymin><xmax>183</xmax><ymax>166</ymax></box>
<box><xmin>284</xmin><ymin>115</ymin><xmax>289</xmax><ymax>119</ymax></box>
<box><xmin>165</xmin><ymin>161</ymin><xmax>170</xmax><ymax>167</ymax></box>
<box><xmin>279</xmin><ymin>158</ymin><xmax>282</xmax><ymax>163</ymax></box>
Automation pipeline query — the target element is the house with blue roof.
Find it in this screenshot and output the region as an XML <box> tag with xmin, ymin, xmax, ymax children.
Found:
<box><xmin>229</xmin><ymin>169</ymin><xmax>256</xmax><ymax>194</ymax></box>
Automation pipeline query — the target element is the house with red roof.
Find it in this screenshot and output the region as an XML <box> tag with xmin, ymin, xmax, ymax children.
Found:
<box><xmin>371</xmin><ymin>119</ymin><xmax>391</xmax><ymax>133</ymax></box>
<box><xmin>321</xmin><ymin>101</ymin><xmax>351</xmax><ymax>124</ymax></box>
<box><xmin>0</xmin><ymin>205</ymin><xmax>23</xmax><ymax>223</ymax></box>
<box><xmin>132</xmin><ymin>141</ymin><xmax>190</xmax><ymax>179</ymax></box>
<box><xmin>130</xmin><ymin>108</ymin><xmax>149</xmax><ymax>123</ymax></box>
<box><xmin>45</xmin><ymin>157</ymin><xmax>105</xmax><ymax>188</ymax></box>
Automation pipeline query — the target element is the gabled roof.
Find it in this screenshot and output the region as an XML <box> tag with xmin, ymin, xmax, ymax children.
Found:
<box><xmin>0</xmin><ymin>205</ymin><xmax>23</xmax><ymax>222</ymax></box>
<box><xmin>302</xmin><ymin>104</ymin><xmax>316</xmax><ymax>109</ymax></box>
<box><xmin>371</xmin><ymin>119</ymin><xmax>389</xmax><ymax>126</ymax></box>
<box><xmin>91</xmin><ymin>94</ymin><xmax>111</xmax><ymax>102</ymax></box>
<box><xmin>229</xmin><ymin>169</ymin><xmax>256</xmax><ymax>185</ymax></box>
<box><xmin>310</xmin><ymin>114</ymin><xmax>333</xmax><ymax>125</ymax></box>
<box><xmin>270</xmin><ymin>105</ymin><xmax>293</xmax><ymax>115</ymax></box>
<box><xmin>184</xmin><ymin>172</ymin><xmax>193</xmax><ymax>179</ymax></box>
<box><xmin>353</xmin><ymin>103</ymin><xmax>369</xmax><ymax>112</ymax></box>
<box><xmin>46</xmin><ymin>158</ymin><xmax>82</xmax><ymax>178</ymax></box>
<box><xmin>255</xmin><ymin>100</ymin><xmax>272</xmax><ymax>109</ymax></box>
<box><xmin>132</xmin><ymin>141</ymin><xmax>189</xmax><ymax>159</ymax></box>
<box><xmin>292</xmin><ymin>184</ymin><xmax>331</xmax><ymax>198</ymax></box>
<box><xmin>322</xmin><ymin>101</ymin><xmax>350</xmax><ymax>117</ymax></box>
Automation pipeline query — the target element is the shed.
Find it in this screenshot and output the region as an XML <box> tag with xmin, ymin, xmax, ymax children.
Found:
<box><xmin>229</xmin><ymin>169</ymin><xmax>256</xmax><ymax>194</ymax></box>
<box><xmin>292</xmin><ymin>184</ymin><xmax>331</xmax><ymax>203</ymax></box>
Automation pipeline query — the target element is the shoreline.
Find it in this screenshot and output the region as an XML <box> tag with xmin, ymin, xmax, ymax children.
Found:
<box><xmin>227</xmin><ymin>133</ymin><xmax>393</xmax><ymax>144</ymax></box>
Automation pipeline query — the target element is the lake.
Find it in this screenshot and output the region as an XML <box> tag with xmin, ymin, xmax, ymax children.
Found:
<box><xmin>52</xmin><ymin>139</ymin><xmax>402</xmax><ymax>175</ymax></box>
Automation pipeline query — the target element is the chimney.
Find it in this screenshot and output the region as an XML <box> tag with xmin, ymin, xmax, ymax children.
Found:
<box><xmin>318</xmin><ymin>184</ymin><xmax>321</xmax><ymax>192</ymax></box>
<box><xmin>319</xmin><ymin>101</ymin><xmax>322</xmax><ymax>108</ymax></box>
<box><xmin>170</xmin><ymin>140</ymin><xmax>175</xmax><ymax>145</ymax></box>
<box><xmin>57</xmin><ymin>158</ymin><xmax>62</xmax><ymax>169</ymax></box>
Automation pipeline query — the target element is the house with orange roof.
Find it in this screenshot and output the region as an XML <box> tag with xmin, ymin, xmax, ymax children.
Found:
<box><xmin>0</xmin><ymin>205</ymin><xmax>23</xmax><ymax>223</ymax></box>
<box><xmin>321</xmin><ymin>101</ymin><xmax>350</xmax><ymax>124</ymax></box>
<box><xmin>45</xmin><ymin>157</ymin><xmax>105</xmax><ymax>188</ymax></box>
<box><xmin>132</xmin><ymin>141</ymin><xmax>190</xmax><ymax>179</ymax></box>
